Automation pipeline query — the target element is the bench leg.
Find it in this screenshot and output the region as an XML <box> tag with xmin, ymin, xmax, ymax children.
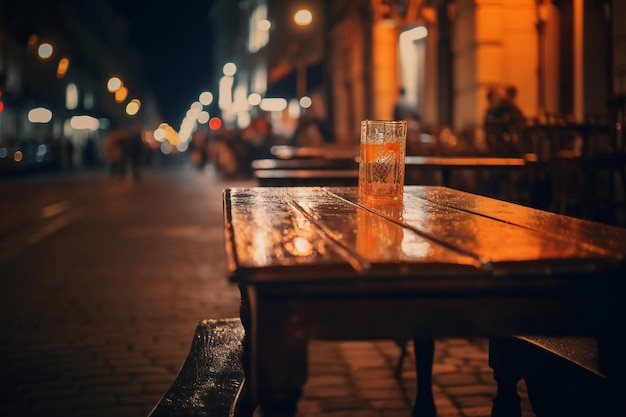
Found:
<box><xmin>231</xmin><ymin>378</ymin><xmax>256</xmax><ymax>417</ymax></box>
<box><xmin>489</xmin><ymin>338</ymin><xmax>523</xmax><ymax>417</ymax></box>
<box><xmin>412</xmin><ymin>338</ymin><xmax>436</xmax><ymax>417</ymax></box>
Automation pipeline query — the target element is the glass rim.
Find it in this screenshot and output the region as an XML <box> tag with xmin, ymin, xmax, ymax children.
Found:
<box><xmin>361</xmin><ymin>119</ymin><xmax>407</xmax><ymax>125</ymax></box>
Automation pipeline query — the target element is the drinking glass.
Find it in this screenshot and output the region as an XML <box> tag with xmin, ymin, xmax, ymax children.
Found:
<box><xmin>358</xmin><ymin>119</ymin><xmax>407</xmax><ymax>201</ymax></box>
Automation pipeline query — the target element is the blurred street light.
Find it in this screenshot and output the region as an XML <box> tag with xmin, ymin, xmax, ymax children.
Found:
<box><xmin>37</xmin><ymin>43</ymin><xmax>53</xmax><ymax>59</ymax></box>
<box><xmin>293</xmin><ymin>9</ymin><xmax>312</xmax><ymax>98</ymax></box>
<box><xmin>294</xmin><ymin>9</ymin><xmax>312</xmax><ymax>26</ymax></box>
<box><xmin>126</xmin><ymin>99</ymin><xmax>141</xmax><ymax>116</ymax></box>
<box><xmin>223</xmin><ymin>63</ymin><xmax>237</xmax><ymax>76</ymax></box>
<box><xmin>107</xmin><ymin>77</ymin><xmax>123</xmax><ymax>93</ymax></box>
<box><xmin>115</xmin><ymin>86</ymin><xmax>128</xmax><ymax>103</ymax></box>
<box><xmin>56</xmin><ymin>57</ymin><xmax>70</xmax><ymax>78</ymax></box>
<box><xmin>199</xmin><ymin>91</ymin><xmax>213</xmax><ymax>105</ymax></box>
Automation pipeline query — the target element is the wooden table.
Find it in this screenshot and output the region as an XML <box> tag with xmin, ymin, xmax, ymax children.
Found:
<box><xmin>223</xmin><ymin>186</ymin><xmax>626</xmax><ymax>417</ymax></box>
<box><xmin>251</xmin><ymin>157</ymin><xmax>358</xmax><ymax>187</ymax></box>
<box><xmin>404</xmin><ymin>156</ymin><xmax>528</xmax><ymax>187</ymax></box>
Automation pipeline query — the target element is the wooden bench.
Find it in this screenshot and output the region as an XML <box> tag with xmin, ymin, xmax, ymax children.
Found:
<box><xmin>269</xmin><ymin>145</ymin><xmax>359</xmax><ymax>160</ymax></box>
<box><xmin>404</xmin><ymin>155</ymin><xmax>527</xmax><ymax>182</ymax></box>
<box><xmin>148</xmin><ymin>318</ymin><xmax>245</xmax><ymax>417</ymax></box>
<box><xmin>402</xmin><ymin>155</ymin><xmax>531</xmax><ymax>202</ymax></box>
<box><xmin>490</xmin><ymin>336</ymin><xmax>609</xmax><ymax>417</ymax></box>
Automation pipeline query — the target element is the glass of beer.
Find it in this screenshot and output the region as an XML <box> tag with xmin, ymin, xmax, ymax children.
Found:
<box><xmin>358</xmin><ymin>119</ymin><xmax>407</xmax><ymax>202</ymax></box>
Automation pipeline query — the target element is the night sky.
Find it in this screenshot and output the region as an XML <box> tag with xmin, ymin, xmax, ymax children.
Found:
<box><xmin>109</xmin><ymin>0</ymin><xmax>216</xmax><ymax>125</ymax></box>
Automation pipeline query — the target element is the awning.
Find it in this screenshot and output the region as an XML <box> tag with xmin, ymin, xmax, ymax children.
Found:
<box><xmin>265</xmin><ymin>62</ymin><xmax>323</xmax><ymax>99</ymax></box>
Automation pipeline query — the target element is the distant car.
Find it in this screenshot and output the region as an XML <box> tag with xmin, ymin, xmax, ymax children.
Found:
<box><xmin>0</xmin><ymin>138</ymin><xmax>58</xmax><ymax>175</ymax></box>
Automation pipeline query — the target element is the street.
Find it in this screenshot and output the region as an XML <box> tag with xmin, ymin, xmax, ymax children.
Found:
<box><xmin>0</xmin><ymin>163</ymin><xmax>248</xmax><ymax>417</ymax></box>
<box><xmin>0</xmin><ymin>162</ymin><xmax>534</xmax><ymax>417</ymax></box>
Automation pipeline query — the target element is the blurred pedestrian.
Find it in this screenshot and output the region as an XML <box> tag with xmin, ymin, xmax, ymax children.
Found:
<box><xmin>291</xmin><ymin>98</ymin><xmax>333</xmax><ymax>147</ymax></box>
<box><xmin>125</xmin><ymin>123</ymin><xmax>144</xmax><ymax>182</ymax></box>
<box><xmin>63</xmin><ymin>138</ymin><xmax>75</xmax><ymax>171</ymax></box>
<box><xmin>393</xmin><ymin>87</ymin><xmax>420</xmax><ymax>126</ymax></box>
<box><xmin>82</xmin><ymin>138</ymin><xmax>97</xmax><ymax>168</ymax></box>
<box><xmin>502</xmin><ymin>85</ymin><xmax>526</xmax><ymax>141</ymax></box>
<box><xmin>394</xmin><ymin>87</ymin><xmax>421</xmax><ymax>154</ymax></box>
<box><xmin>104</xmin><ymin>122</ymin><xmax>126</xmax><ymax>178</ymax></box>
<box><xmin>484</xmin><ymin>85</ymin><xmax>526</xmax><ymax>156</ymax></box>
<box><xmin>242</xmin><ymin>113</ymin><xmax>273</xmax><ymax>175</ymax></box>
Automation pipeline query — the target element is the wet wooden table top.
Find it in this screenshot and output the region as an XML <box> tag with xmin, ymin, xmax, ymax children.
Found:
<box><xmin>224</xmin><ymin>186</ymin><xmax>626</xmax><ymax>284</ymax></box>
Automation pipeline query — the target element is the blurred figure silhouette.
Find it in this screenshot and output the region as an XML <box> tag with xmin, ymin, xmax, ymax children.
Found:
<box><xmin>242</xmin><ymin>113</ymin><xmax>273</xmax><ymax>175</ymax></box>
<box><xmin>291</xmin><ymin>97</ymin><xmax>333</xmax><ymax>147</ymax></box>
<box><xmin>483</xmin><ymin>86</ymin><xmax>522</xmax><ymax>156</ymax></box>
<box><xmin>502</xmin><ymin>85</ymin><xmax>526</xmax><ymax>142</ymax></box>
<box><xmin>63</xmin><ymin>138</ymin><xmax>75</xmax><ymax>171</ymax></box>
<box><xmin>105</xmin><ymin>122</ymin><xmax>126</xmax><ymax>178</ymax></box>
<box><xmin>82</xmin><ymin>138</ymin><xmax>97</xmax><ymax>168</ymax></box>
<box><xmin>125</xmin><ymin>123</ymin><xmax>144</xmax><ymax>182</ymax></box>
<box><xmin>394</xmin><ymin>87</ymin><xmax>421</xmax><ymax>155</ymax></box>
<box><xmin>393</xmin><ymin>87</ymin><xmax>420</xmax><ymax>126</ymax></box>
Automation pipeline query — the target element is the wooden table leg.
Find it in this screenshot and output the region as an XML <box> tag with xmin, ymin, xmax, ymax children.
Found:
<box><xmin>253</xmin><ymin>291</ymin><xmax>308</xmax><ymax>417</ymax></box>
<box><xmin>489</xmin><ymin>338</ymin><xmax>523</xmax><ymax>417</ymax></box>
<box><xmin>412</xmin><ymin>338</ymin><xmax>436</xmax><ymax>417</ymax></box>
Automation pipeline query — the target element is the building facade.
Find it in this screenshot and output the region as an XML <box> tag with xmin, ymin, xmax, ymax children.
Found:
<box><xmin>323</xmin><ymin>0</ymin><xmax>624</xmax><ymax>146</ymax></box>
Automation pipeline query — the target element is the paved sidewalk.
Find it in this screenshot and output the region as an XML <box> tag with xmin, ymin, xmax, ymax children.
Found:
<box><xmin>0</xmin><ymin>165</ymin><xmax>535</xmax><ymax>417</ymax></box>
<box><xmin>298</xmin><ymin>337</ymin><xmax>534</xmax><ymax>417</ymax></box>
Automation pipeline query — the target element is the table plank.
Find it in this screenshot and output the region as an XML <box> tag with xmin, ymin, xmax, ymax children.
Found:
<box><xmin>225</xmin><ymin>186</ymin><xmax>624</xmax><ymax>282</ymax></box>
<box><xmin>223</xmin><ymin>187</ymin><xmax>482</xmax><ymax>281</ymax></box>
<box><xmin>405</xmin><ymin>156</ymin><xmax>526</xmax><ymax>167</ymax></box>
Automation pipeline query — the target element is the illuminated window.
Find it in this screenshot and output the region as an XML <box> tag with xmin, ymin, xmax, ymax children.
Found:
<box><xmin>218</xmin><ymin>75</ymin><xmax>234</xmax><ymax>110</ymax></box>
<box><xmin>84</xmin><ymin>90</ymin><xmax>94</xmax><ymax>110</ymax></box>
<box><xmin>252</xmin><ymin>66</ymin><xmax>267</xmax><ymax>95</ymax></box>
<box><xmin>248</xmin><ymin>4</ymin><xmax>269</xmax><ymax>53</ymax></box>
<box><xmin>66</xmin><ymin>83</ymin><xmax>78</xmax><ymax>110</ymax></box>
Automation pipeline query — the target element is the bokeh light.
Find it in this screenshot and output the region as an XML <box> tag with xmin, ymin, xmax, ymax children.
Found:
<box><xmin>294</xmin><ymin>9</ymin><xmax>312</xmax><ymax>26</ymax></box>
<box><xmin>28</xmin><ymin>107</ymin><xmax>53</xmax><ymax>123</ymax></box>
<box><xmin>223</xmin><ymin>63</ymin><xmax>237</xmax><ymax>76</ymax></box>
<box><xmin>125</xmin><ymin>99</ymin><xmax>141</xmax><ymax>116</ymax></box>
<box><xmin>248</xmin><ymin>93</ymin><xmax>262</xmax><ymax>106</ymax></box>
<box><xmin>107</xmin><ymin>77</ymin><xmax>122</xmax><ymax>93</ymax></box>
<box><xmin>299</xmin><ymin>96</ymin><xmax>312</xmax><ymax>108</ymax></box>
<box><xmin>199</xmin><ymin>91</ymin><xmax>213</xmax><ymax>105</ymax></box>
<box><xmin>37</xmin><ymin>43</ymin><xmax>53</xmax><ymax>59</ymax></box>
<box><xmin>209</xmin><ymin>117</ymin><xmax>222</xmax><ymax>130</ymax></box>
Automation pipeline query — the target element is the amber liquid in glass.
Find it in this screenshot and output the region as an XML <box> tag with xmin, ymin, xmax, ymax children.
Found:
<box><xmin>358</xmin><ymin>142</ymin><xmax>405</xmax><ymax>201</ymax></box>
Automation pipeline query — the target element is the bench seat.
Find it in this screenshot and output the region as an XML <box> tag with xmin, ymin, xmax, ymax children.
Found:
<box><xmin>148</xmin><ymin>318</ymin><xmax>245</xmax><ymax>417</ymax></box>
<box><xmin>490</xmin><ymin>336</ymin><xmax>609</xmax><ymax>417</ymax></box>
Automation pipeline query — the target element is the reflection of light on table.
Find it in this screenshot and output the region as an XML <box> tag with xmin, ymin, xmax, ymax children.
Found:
<box><xmin>287</xmin><ymin>237</ymin><xmax>313</xmax><ymax>257</ymax></box>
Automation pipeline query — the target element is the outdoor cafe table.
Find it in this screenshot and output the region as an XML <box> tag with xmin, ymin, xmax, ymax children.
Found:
<box><xmin>222</xmin><ymin>186</ymin><xmax>626</xmax><ymax>417</ymax></box>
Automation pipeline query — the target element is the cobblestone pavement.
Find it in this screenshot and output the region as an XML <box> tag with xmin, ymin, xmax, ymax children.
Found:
<box><xmin>0</xmin><ymin>164</ymin><xmax>535</xmax><ymax>417</ymax></box>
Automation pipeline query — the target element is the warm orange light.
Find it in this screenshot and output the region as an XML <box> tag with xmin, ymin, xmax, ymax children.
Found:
<box><xmin>125</xmin><ymin>99</ymin><xmax>141</xmax><ymax>115</ymax></box>
<box><xmin>294</xmin><ymin>9</ymin><xmax>312</xmax><ymax>26</ymax></box>
<box><xmin>56</xmin><ymin>57</ymin><xmax>70</xmax><ymax>78</ymax></box>
<box><xmin>115</xmin><ymin>86</ymin><xmax>128</xmax><ymax>103</ymax></box>
<box><xmin>14</xmin><ymin>150</ymin><xmax>23</xmax><ymax>162</ymax></box>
